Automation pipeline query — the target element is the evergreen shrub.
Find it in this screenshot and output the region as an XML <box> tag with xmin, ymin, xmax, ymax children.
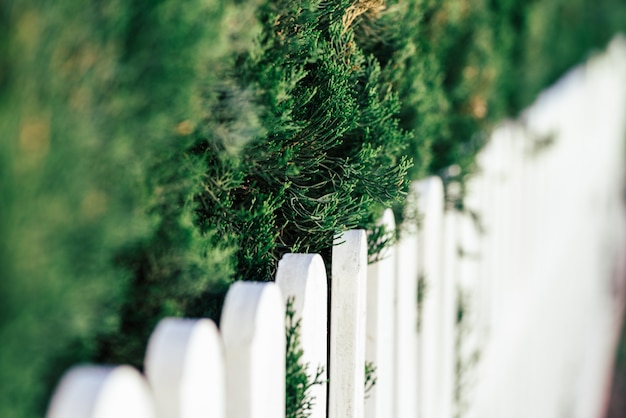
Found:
<box><xmin>2</xmin><ymin>0</ymin><xmax>626</xmax><ymax>416</ymax></box>
<box><xmin>195</xmin><ymin>0</ymin><xmax>411</xmax><ymax>285</ymax></box>
<box><xmin>0</xmin><ymin>0</ymin><xmax>257</xmax><ymax>415</ymax></box>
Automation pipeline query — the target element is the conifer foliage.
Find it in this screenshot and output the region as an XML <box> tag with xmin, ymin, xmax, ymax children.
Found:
<box><xmin>195</xmin><ymin>0</ymin><xmax>411</xmax><ymax>283</ymax></box>
<box><xmin>1</xmin><ymin>0</ymin><xmax>626</xmax><ymax>417</ymax></box>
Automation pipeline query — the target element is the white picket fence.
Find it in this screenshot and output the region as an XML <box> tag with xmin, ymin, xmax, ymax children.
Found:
<box><xmin>46</xmin><ymin>37</ymin><xmax>626</xmax><ymax>418</ymax></box>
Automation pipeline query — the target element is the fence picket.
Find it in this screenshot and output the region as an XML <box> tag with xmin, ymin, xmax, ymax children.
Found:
<box><xmin>46</xmin><ymin>366</ymin><xmax>155</xmax><ymax>418</ymax></box>
<box><xmin>275</xmin><ymin>253</ymin><xmax>328</xmax><ymax>418</ymax></box>
<box><xmin>365</xmin><ymin>209</ymin><xmax>396</xmax><ymax>418</ymax></box>
<box><xmin>394</xmin><ymin>185</ymin><xmax>420</xmax><ymax>418</ymax></box>
<box><xmin>221</xmin><ymin>282</ymin><xmax>285</xmax><ymax>418</ymax></box>
<box><xmin>456</xmin><ymin>209</ymin><xmax>483</xmax><ymax>418</ymax></box>
<box><xmin>329</xmin><ymin>230</ymin><xmax>368</xmax><ymax>418</ymax></box>
<box><xmin>145</xmin><ymin>318</ymin><xmax>225</xmax><ymax>418</ymax></box>
<box><xmin>440</xmin><ymin>211</ymin><xmax>459</xmax><ymax>418</ymax></box>
<box><xmin>415</xmin><ymin>176</ymin><xmax>445</xmax><ymax>418</ymax></box>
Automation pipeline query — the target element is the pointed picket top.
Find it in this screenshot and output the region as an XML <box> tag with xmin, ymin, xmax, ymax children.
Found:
<box><xmin>275</xmin><ymin>253</ymin><xmax>328</xmax><ymax>418</ymax></box>
<box><xmin>365</xmin><ymin>209</ymin><xmax>396</xmax><ymax>418</ymax></box>
<box><xmin>145</xmin><ymin>318</ymin><xmax>225</xmax><ymax>418</ymax></box>
<box><xmin>329</xmin><ymin>229</ymin><xmax>368</xmax><ymax>418</ymax></box>
<box><xmin>221</xmin><ymin>281</ymin><xmax>285</xmax><ymax>418</ymax></box>
<box><xmin>46</xmin><ymin>365</ymin><xmax>155</xmax><ymax>418</ymax></box>
<box><xmin>415</xmin><ymin>176</ymin><xmax>445</xmax><ymax>418</ymax></box>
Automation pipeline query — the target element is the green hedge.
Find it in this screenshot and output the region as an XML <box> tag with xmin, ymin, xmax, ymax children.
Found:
<box><xmin>0</xmin><ymin>0</ymin><xmax>250</xmax><ymax>415</ymax></box>
<box><xmin>1</xmin><ymin>0</ymin><xmax>625</xmax><ymax>416</ymax></box>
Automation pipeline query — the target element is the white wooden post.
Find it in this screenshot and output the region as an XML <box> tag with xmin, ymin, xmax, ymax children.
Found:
<box><xmin>440</xmin><ymin>210</ymin><xmax>459</xmax><ymax>418</ymax></box>
<box><xmin>478</xmin><ymin>133</ymin><xmax>499</xmax><ymax>343</ymax></box>
<box><xmin>496</xmin><ymin>128</ymin><xmax>515</xmax><ymax>332</ymax></box>
<box><xmin>46</xmin><ymin>365</ymin><xmax>155</xmax><ymax>418</ymax></box>
<box><xmin>456</xmin><ymin>209</ymin><xmax>483</xmax><ymax>418</ymax></box>
<box><xmin>144</xmin><ymin>318</ymin><xmax>225</xmax><ymax>418</ymax></box>
<box><xmin>463</xmin><ymin>173</ymin><xmax>489</xmax><ymax>345</ymax></box>
<box><xmin>476</xmin><ymin>137</ymin><xmax>494</xmax><ymax>322</ymax></box>
<box><xmin>221</xmin><ymin>282</ymin><xmax>285</xmax><ymax>418</ymax></box>
<box><xmin>415</xmin><ymin>176</ymin><xmax>444</xmax><ymax>418</ymax></box>
<box><xmin>329</xmin><ymin>229</ymin><xmax>367</xmax><ymax>418</ymax></box>
<box><xmin>275</xmin><ymin>253</ymin><xmax>328</xmax><ymax>418</ymax></box>
<box><xmin>365</xmin><ymin>209</ymin><xmax>396</xmax><ymax>418</ymax></box>
<box><xmin>486</xmin><ymin>127</ymin><xmax>511</xmax><ymax>336</ymax></box>
<box><xmin>394</xmin><ymin>184</ymin><xmax>420</xmax><ymax>418</ymax></box>
<box><xmin>509</xmin><ymin>128</ymin><xmax>527</xmax><ymax>300</ymax></box>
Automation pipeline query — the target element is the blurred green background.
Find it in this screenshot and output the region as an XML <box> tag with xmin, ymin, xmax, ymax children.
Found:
<box><xmin>2</xmin><ymin>0</ymin><xmax>626</xmax><ymax>416</ymax></box>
